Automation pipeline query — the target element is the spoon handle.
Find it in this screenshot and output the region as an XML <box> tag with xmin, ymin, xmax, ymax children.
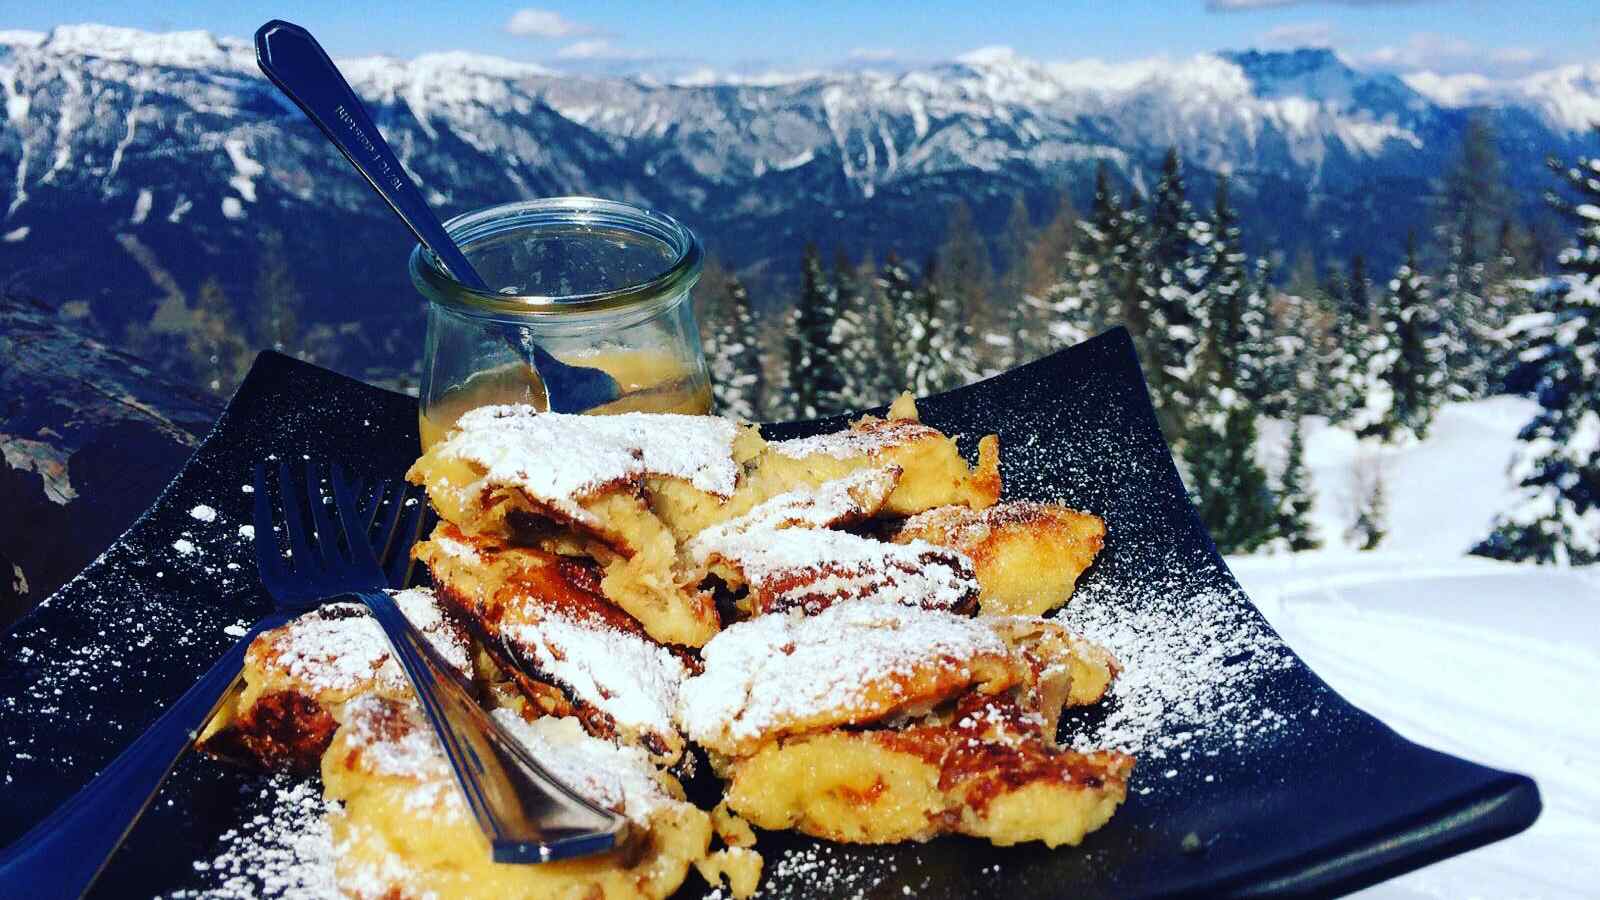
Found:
<box><xmin>254</xmin><ymin>20</ymin><xmax>489</xmax><ymax>291</ymax></box>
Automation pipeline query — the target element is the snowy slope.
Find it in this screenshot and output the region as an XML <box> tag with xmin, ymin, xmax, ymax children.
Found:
<box><xmin>1256</xmin><ymin>397</ymin><xmax>1541</xmax><ymax>556</ymax></box>
<box><xmin>1229</xmin><ymin>398</ymin><xmax>1600</xmax><ymax>897</ymax></box>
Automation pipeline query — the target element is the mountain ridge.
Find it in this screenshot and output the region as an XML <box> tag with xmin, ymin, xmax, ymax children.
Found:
<box><xmin>2</xmin><ymin>24</ymin><xmax>1596</xmax><ymax>381</ymax></box>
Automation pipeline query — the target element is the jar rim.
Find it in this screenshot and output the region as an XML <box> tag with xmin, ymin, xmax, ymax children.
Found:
<box><xmin>408</xmin><ymin>196</ymin><xmax>703</xmax><ymax>316</ymax></box>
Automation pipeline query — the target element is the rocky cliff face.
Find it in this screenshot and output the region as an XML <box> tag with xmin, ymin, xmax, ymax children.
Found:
<box><xmin>0</xmin><ymin>293</ymin><xmax>221</xmax><ymax>625</ymax></box>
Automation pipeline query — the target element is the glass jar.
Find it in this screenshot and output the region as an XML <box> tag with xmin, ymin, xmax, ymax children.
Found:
<box><xmin>411</xmin><ymin>197</ymin><xmax>712</xmax><ymax>449</ymax></box>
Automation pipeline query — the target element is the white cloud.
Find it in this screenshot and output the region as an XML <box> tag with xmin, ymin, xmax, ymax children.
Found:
<box><xmin>957</xmin><ymin>45</ymin><xmax>1021</xmax><ymax>66</ymax></box>
<box><xmin>1401</xmin><ymin>70</ymin><xmax>1498</xmax><ymax>107</ymax></box>
<box><xmin>1260</xmin><ymin>21</ymin><xmax>1336</xmax><ymax>47</ymax></box>
<box><xmin>1358</xmin><ymin>32</ymin><xmax>1548</xmax><ymax>76</ymax></box>
<box><xmin>505</xmin><ymin>8</ymin><xmax>599</xmax><ymax>39</ymax></box>
<box><xmin>555</xmin><ymin>39</ymin><xmax>650</xmax><ymax>61</ymax></box>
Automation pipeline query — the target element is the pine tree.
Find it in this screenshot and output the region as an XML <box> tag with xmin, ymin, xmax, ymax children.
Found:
<box><xmin>1037</xmin><ymin>172</ymin><xmax>1118</xmax><ymax>346</ymax></box>
<box><xmin>188</xmin><ymin>276</ymin><xmax>251</xmax><ymax>395</ymax></box>
<box><xmin>1182</xmin><ymin>391</ymin><xmax>1278</xmax><ymax>555</ymax></box>
<box><xmin>1011</xmin><ymin>195</ymin><xmax>1084</xmax><ymax>362</ymax></box>
<box><xmin>1475</xmin><ymin>136</ymin><xmax>1600</xmax><ymax>565</ymax></box>
<box><xmin>1346</xmin><ymin>454</ymin><xmax>1388</xmax><ymax>551</ymax></box>
<box><xmin>1275</xmin><ymin>410</ymin><xmax>1320</xmax><ymax>551</ymax></box>
<box><xmin>784</xmin><ymin>244</ymin><xmax>849</xmax><ymax>418</ymax></box>
<box><xmin>1352</xmin><ymin>240</ymin><xmax>1447</xmax><ymax>442</ymax></box>
<box><xmin>1194</xmin><ymin>176</ymin><xmax>1275</xmax><ymax>410</ymax></box>
<box><xmin>829</xmin><ymin>251</ymin><xmax>877</xmax><ymax>408</ymax></box>
<box><xmin>901</xmin><ymin>247</ymin><xmax>980</xmax><ymax>397</ymax></box>
<box><xmin>1435</xmin><ymin>114</ymin><xmax>1513</xmax><ymax>400</ymax></box>
<box><xmin>252</xmin><ymin>230</ymin><xmax>300</xmax><ymax>355</ymax></box>
<box><xmin>930</xmin><ymin>202</ymin><xmax>988</xmax><ymax>385</ymax></box>
<box><xmin>1324</xmin><ymin>255</ymin><xmax>1374</xmax><ymax>422</ymax></box>
<box><xmin>876</xmin><ymin>252</ymin><xmax>920</xmax><ymax>395</ymax></box>
<box><xmin>706</xmin><ymin>274</ymin><xmax>765</xmax><ymax>420</ymax></box>
<box><xmin>1141</xmin><ymin>148</ymin><xmax>1206</xmax><ymax>438</ymax></box>
<box><xmin>1262</xmin><ymin>281</ymin><xmax>1320</xmax><ymax>419</ymax></box>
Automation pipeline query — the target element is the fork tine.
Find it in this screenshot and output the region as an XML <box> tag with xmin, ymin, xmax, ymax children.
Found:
<box><xmin>356</xmin><ymin>476</ymin><xmax>383</xmax><ymax>531</ymax></box>
<box><xmin>331</xmin><ymin>465</ymin><xmax>381</xmax><ymax>572</ymax></box>
<box><xmin>372</xmin><ymin>480</ymin><xmax>407</xmax><ymax>562</ymax></box>
<box><xmin>277</xmin><ymin>461</ymin><xmax>315</xmax><ymax>571</ymax></box>
<box><xmin>385</xmin><ymin>484</ymin><xmax>430</xmax><ymax>588</ymax></box>
<box><xmin>251</xmin><ymin>464</ymin><xmax>289</xmax><ymax>584</ymax></box>
<box><xmin>303</xmin><ymin>461</ymin><xmax>344</xmax><ymax>567</ymax></box>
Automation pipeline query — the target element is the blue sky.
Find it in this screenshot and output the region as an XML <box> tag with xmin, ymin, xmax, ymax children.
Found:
<box><xmin>8</xmin><ymin>1</ymin><xmax>1596</xmax><ymax>77</ymax></box>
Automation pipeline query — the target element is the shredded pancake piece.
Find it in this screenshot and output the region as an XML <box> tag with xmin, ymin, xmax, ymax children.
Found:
<box><xmin>687</xmin><ymin>470</ymin><xmax>980</xmax><ymax>617</ymax></box>
<box><xmin>197</xmin><ymin>588</ymin><xmax>472</xmax><ymax>772</ymax></box>
<box><xmin>721</xmin><ymin>692</ymin><xmax>1133</xmax><ymax>847</ymax></box>
<box><xmin>415</xmin><ymin>528</ymin><xmax>691</xmax><ymax>764</ymax></box>
<box><xmin>891</xmin><ymin>501</ymin><xmax>1106</xmax><ymax>616</ymax></box>
<box><xmin>678</xmin><ymin>602</ymin><xmax>1017</xmax><ymax>757</ymax></box>
<box><xmin>322</xmin><ymin>696</ymin><xmax>728</xmax><ymax>899</ymax></box>
<box><xmin>409</xmin><ymin>405</ymin><xmax>746</xmax><ymax>528</ymax></box>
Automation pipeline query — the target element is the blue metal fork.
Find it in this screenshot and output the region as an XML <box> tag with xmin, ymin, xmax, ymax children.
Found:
<box><xmin>0</xmin><ymin>464</ymin><xmax>406</xmax><ymax>899</ymax></box>
<box><xmin>300</xmin><ymin>465</ymin><xmax>627</xmax><ymax>864</ymax></box>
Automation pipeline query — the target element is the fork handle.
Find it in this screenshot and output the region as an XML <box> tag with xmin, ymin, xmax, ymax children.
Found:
<box><xmin>354</xmin><ymin>590</ymin><xmax>627</xmax><ymax>862</ymax></box>
<box><xmin>0</xmin><ymin>614</ymin><xmax>288</xmax><ymax>900</ymax></box>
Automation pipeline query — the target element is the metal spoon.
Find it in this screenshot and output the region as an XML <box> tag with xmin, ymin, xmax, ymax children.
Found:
<box><xmin>254</xmin><ymin>20</ymin><xmax>622</xmax><ymax>414</ymax></box>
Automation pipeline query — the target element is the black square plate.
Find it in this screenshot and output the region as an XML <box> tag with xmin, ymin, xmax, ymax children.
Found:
<box><xmin>0</xmin><ymin>329</ymin><xmax>1539</xmax><ymax>898</ymax></box>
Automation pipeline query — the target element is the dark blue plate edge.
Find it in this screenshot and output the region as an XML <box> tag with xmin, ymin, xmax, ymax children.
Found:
<box><xmin>752</xmin><ymin>328</ymin><xmax>1545</xmax><ymax>898</ymax></box>
<box><xmin>3</xmin><ymin>333</ymin><xmax>1545</xmax><ymax>898</ymax></box>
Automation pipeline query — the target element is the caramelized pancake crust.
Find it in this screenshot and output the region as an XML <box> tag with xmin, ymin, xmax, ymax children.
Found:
<box><xmin>197</xmin><ymin>588</ymin><xmax>472</xmax><ymax>772</ymax></box>
<box><xmin>415</xmin><ymin>525</ymin><xmax>691</xmax><ymax>764</ymax></box>
<box><xmin>725</xmin><ymin>695</ymin><xmax>1132</xmax><ymax>847</ymax></box>
<box><xmin>891</xmin><ymin>501</ymin><xmax>1106</xmax><ymax>616</ymax></box>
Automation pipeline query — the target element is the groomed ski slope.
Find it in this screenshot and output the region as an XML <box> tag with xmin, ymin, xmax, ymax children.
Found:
<box><xmin>1227</xmin><ymin>397</ymin><xmax>1600</xmax><ymax>898</ymax></box>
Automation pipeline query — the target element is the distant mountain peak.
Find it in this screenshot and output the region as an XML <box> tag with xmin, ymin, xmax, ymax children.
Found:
<box><xmin>1221</xmin><ymin>47</ymin><xmax>1347</xmax><ymax>75</ymax></box>
<box><xmin>37</xmin><ymin>23</ymin><xmax>252</xmax><ymax>72</ymax></box>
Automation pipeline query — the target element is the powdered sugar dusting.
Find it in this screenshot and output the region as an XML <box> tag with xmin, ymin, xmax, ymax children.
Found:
<box><xmin>502</xmin><ymin>600</ymin><xmax>688</xmax><ymax>744</ymax></box>
<box><xmin>678</xmin><ymin>602</ymin><xmax>1006</xmax><ymax>750</ymax></box>
<box><xmin>165</xmin><ymin>776</ymin><xmax>335</xmax><ymax>899</ymax></box>
<box><xmin>771</xmin><ymin>419</ymin><xmax>940</xmax><ymax>460</ymax></box>
<box><xmin>429</xmin><ymin>405</ymin><xmax>742</xmax><ymax>523</ymax></box>
<box><xmin>689</xmin><ymin>467</ymin><xmax>900</xmax><ymax>550</ymax></box>
<box><xmin>339</xmin><ymin>696</ymin><xmax>676</xmax><ymax>825</ymax></box>
<box><xmin>255</xmin><ymin>588</ymin><xmax>471</xmax><ymax>696</ymax></box>
<box><xmin>1056</xmin><ymin>553</ymin><xmax>1297</xmax><ymax>760</ymax></box>
<box><xmin>492</xmin><ymin>712</ymin><xmax>676</xmax><ymax>823</ymax></box>
<box><xmin>688</xmin><ymin>470</ymin><xmax>977</xmax><ymax>615</ymax></box>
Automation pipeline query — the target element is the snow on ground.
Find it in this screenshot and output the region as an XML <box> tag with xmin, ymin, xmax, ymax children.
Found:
<box><xmin>1228</xmin><ymin>397</ymin><xmax>1600</xmax><ymax>898</ymax></box>
<box><xmin>1256</xmin><ymin>396</ymin><xmax>1541</xmax><ymax>557</ymax></box>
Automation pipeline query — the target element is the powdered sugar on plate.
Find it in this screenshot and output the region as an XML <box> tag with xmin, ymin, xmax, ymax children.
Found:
<box><xmin>164</xmin><ymin>776</ymin><xmax>336</xmax><ymax>899</ymax></box>
<box><xmin>1055</xmin><ymin>551</ymin><xmax>1297</xmax><ymax>761</ymax></box>
<box><xmin>426</xmin><ymin>405</ymin><xmax>742</xmax><ymax>523</ymax></box>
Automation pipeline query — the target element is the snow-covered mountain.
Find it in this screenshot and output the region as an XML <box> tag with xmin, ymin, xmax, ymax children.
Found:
<box><xmin>1</xmin><ymin>25</ymin><xmax>1596</xmax><ymax>374</ymax></box>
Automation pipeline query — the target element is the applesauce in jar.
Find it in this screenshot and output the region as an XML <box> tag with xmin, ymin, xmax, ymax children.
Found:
<box><xmin>411</xmin><ymin>198</ymin><xmax>713</xmax><ymax>449</ymax></box>
<box><xmin>417</xmin><ymin>349</ymin><xmax>712</xmax><ymax>449</ymax></box>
